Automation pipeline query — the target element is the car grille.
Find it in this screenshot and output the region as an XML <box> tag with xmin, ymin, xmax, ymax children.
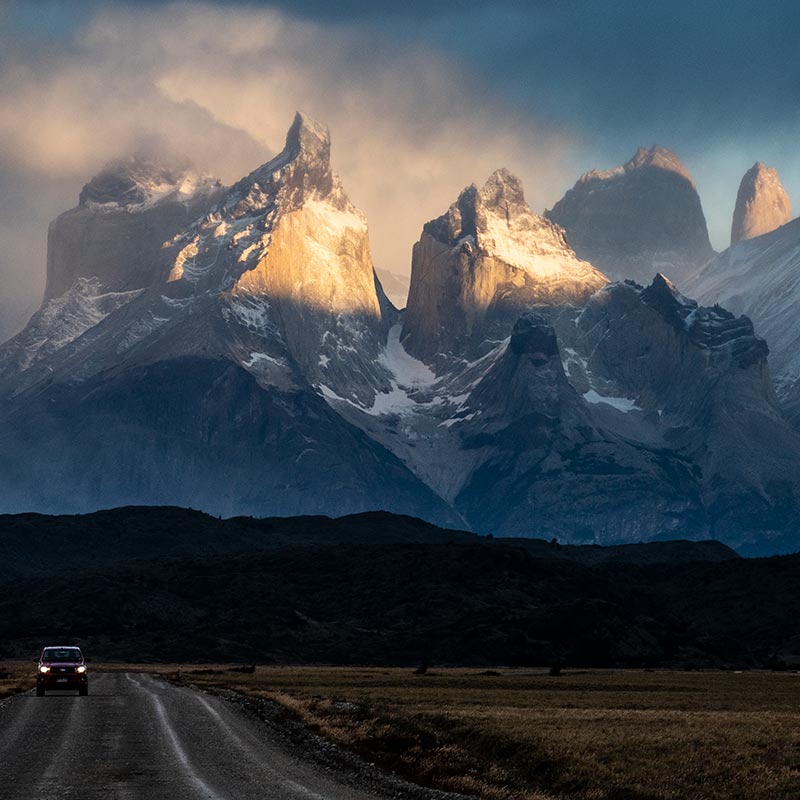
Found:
<box><xmin>52</xmin><ymin>667</ymin><xmax>76</xmax><ymax>674</ymax></box>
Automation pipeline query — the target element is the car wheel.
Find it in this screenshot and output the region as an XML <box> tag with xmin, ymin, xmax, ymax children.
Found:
<box><xmin>36</xmin><ymin>686</ymin><xmax>45</xmax><ymax>697</ymax></box>
<box><xmin>79</xmin><ymin>686</ymin><xmax>88</xmax><ymax>697</ymax></box>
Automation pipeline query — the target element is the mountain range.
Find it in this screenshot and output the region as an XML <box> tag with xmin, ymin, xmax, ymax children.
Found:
<box><xmin>1</xmin><ymin>113</ymin><xmax>800</xmax><ymax>554</ymax></box>
<box><xmin>3</xmin><ymin>506</ymin><xmax>800</xmax><ymax>668</ymax></box>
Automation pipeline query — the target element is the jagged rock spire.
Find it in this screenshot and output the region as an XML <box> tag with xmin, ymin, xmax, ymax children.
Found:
<box><xmin>403</xmin><ymin>168</ymin><xmax>606</xmax><ymax>362</ymax></box>
<box><xmin>283</xmin><ymin>112</ymin><xmax>331</xmax><ymax>166</ymax></box>
<box><xmin>731</xmin><ymin>162</ymin><xmax>791</xmax><ymax>245</ymax></box>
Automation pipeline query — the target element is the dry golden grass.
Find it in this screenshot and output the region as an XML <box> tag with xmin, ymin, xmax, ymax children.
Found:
<box><xmin>0</xmin><ymin>660</ymin><xmax>35</xmax><ymax>699</ymax></box>
<box><xmin>169</xmin><ymin>667</ymin><xmax>800</xmax><ymax>800</ymax></box>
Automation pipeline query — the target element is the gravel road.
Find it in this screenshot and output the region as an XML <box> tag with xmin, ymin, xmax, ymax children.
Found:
<box><xmin>0</xmin><ymin>672</ymin><xmax>445</xmax><ymax>799</ymax></box>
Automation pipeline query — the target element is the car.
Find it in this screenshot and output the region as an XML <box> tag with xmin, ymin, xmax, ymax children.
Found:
<box><xmin>36</xmin><ymin>645</ymin><xmax>89</xmax><ymax>696</ymax></box>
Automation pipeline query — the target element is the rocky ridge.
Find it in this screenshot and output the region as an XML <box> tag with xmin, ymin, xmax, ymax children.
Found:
<box><xmin>547</xmin><ymin>145</ymin><xmax>715</xmax><ymax>285</ymax></box>
<box><xmin>402</xmin><ymin>168</ymin><xmax>606</xmax><ymax>363</ymax></box>
<box><xmin>327</xmin><ymin>172</ymin><xmax>800</xmax><ymax>547</ymax></box>
<box><xmin>447</xmin><ymin>272</ymin><xmax>800</xmax><ymax>546</ymax></box>
<box><xmin>731</xmin><ymin>162</ymin><xmax>791</xmax><ymax>244</ymax></box>
<box><xmin>0</xmin><ymin>114</ymin><xmax>456</xmax><ymax>525</ymax></box>
<box><xmin>687</xmin><ymin>215</ymin><xmax>800</xmax><ymax>418</ymax></box>
<box><xmin>1</xmin><ymin>118</ymin><xmax>800</xmax><ymax>551</ymax></box>
<box><xmin>45</xmin><ymin>155</ymin><xmax>223</xmax><ymax>302</ymax></box>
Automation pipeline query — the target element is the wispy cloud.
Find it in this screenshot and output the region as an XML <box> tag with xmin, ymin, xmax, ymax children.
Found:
<box><xmin>0</xmin><ymin>2</ymin><xmax>571</xmax><ymax>338</ymax></box>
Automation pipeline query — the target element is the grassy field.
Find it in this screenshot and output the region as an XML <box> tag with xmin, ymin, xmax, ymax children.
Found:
<box><xmin>0</xmin><ymin>660</ymin><xmax>34</xmax><ymax>699</ymax></box>
<box><xmin>169</xmin><ymin>666</ymin><xmax>800</xmax><ymax>800</ymax></box>
<box><xmin>3</xmin><ymin>662</ymin><xmax>800</xmax><ymax>799</ymax></box>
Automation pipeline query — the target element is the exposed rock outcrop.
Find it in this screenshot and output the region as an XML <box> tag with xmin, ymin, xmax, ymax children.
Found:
<box><xmin>402</xmin><ymin>169</ymin><xmax>606</xmax><ymax>363</ymax></box>
<box><xmin>45</xmin><ymin>155</ymin><xmax>223</xmax><ymax>301</ymax></box>
<box><xmin>547</xmin><ymin>145</ymin><xmax>715</xmax><ymax>285</ymax></box>
<box><xmin>3</xmin><ymin>118</ymin><xmax>800</xmax><ymax>552</ymax></box>
<box><xmin>455</xmin><ymin>275</ymin><xmax>800</xmax><ymax>547</ymax></box>
<box><xmin>686</xmin><ymin>216</ymin><xmax>800</xmax><ymax>417</ymax></box>
<box><xmin>0</xmin><ymin>115</ymin><xmax>455</xmax><ymax>526</ymax></box>
<box><xmin>730</xmin><ymin>162</ymin><xmax>791</xmax><ymax>244</ymax></box>
<box><xmin>162</xmin><ymin>112</ymin><xmax>394</xmax><ymax>404</ymax></box>
<box><xmin>455</xmin><ymin>311</ymin><xmax>700</xmax><ymax>543</ymax></box>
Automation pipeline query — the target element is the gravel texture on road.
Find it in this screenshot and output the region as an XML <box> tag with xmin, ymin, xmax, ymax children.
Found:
<box><xmin>0</xmin><ymin>672</ymin><xmax>463</xmax><ymax>799</ymax></box>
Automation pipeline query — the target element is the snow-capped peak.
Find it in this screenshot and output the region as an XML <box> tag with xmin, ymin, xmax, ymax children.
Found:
<box><xmin>285</xmin><ymin>112</ymin><xmax>330</xmax><ymax>162</ymax></box>
<box><xmin>165</xmin><ymin>112</ymin><xmax>367</xmax><ymax>296</ymax></box>
<box><xmin>402</xmin><ymin>169</ymin><xmax>608</xmax><ymax>362</ymax></box>
<box><xmin>79</xmin><ymin>154</ymin><xmax>221</xmax><ymax>213</ymax></box>
<box><xmin>426</xmin><ymin>169</ymin><xmax>607</xmax><ymax>283</ymax></box>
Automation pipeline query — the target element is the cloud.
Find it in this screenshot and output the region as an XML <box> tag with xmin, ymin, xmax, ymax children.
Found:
<box><xmin>0</xmin><ymin>2</ymin><xmax>572</xmax><ymax>338</ymax></box>
<box><xmin>6</xmin><ymin>0</ymin><xmax>794</xmax><ymax>341</ymax></box>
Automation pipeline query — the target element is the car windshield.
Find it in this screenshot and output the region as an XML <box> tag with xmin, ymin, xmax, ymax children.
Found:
<box><xmin>42</xmin><ymin>648</ymin><xmax>82</xmax><ymax>662</ymax></box>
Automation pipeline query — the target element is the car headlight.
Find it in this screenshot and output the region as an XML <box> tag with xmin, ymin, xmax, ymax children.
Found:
<box><xmin>38</xmin><ymin>665</ymin><xmax>50</xmax><ymax>673</ymax></box>
<box><xmin>76</xmin><ymin>665</ymin><xmax>87</xmax><ymax>674</ymax></box>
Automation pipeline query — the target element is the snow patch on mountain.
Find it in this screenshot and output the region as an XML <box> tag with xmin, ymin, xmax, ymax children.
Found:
<box><xmin>320</xmin><ymin>325</ymin><xmax>437</xmax><ymax>416</ymax></box>
<box><xmin>481</xmin><ymin>203</ymin><xmax>599</xmax><ymax>283</ymax></box>
<box><xmin>244</xmin><ymin>351</ymin><xmax>286</xmax><ymax>368</ymax></box>
<box><xmin>222</xmin><ymin>296</ymin><xmax>275</xmax><ymax>335</ymax></box>
<box><xmin>583</xmin><ymin>389</ymin><xmax>641</xmax><ymax>413</ymax></box>
<box><xmin>0</xmin><ymin>278</ymin><xmax>143</xmax><ymax>373</ymax></box>
<box><xmin>379</xmin><ymin>325</ymin><xmax>436</xmax><ymax>390</ymax></box>
<box><xmin>80</xmin><ymin>155</ymin><xmax>221</xmax><ymax>214</ymax></box>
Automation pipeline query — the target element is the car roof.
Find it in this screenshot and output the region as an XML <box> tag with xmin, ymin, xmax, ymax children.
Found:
<box><xmin>42</xmin><ymin>645</ymin><xmax>82</xmax><ymax>650</ymax></box>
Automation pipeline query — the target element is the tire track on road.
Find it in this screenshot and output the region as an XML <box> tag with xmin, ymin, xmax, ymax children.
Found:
<box><xmin>126</xmin><ymin>672</ymin><xmax>225</xmax><ymax>800</ymax></box>
<box><xmin>35</xmin><ymin>691</ymin><xmax>84</xmax><ymax>796</ymax></box>
<box><xmin>192</xmin><ymin>691</ymin><xmax>328</xmax><ymax>800</ymax></box>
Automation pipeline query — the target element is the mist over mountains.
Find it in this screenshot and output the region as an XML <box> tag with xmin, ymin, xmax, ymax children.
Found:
<box><xmin>2</xmin><ymin>113</ymin><xmax>800</xmax><ymax>555</ymax></box>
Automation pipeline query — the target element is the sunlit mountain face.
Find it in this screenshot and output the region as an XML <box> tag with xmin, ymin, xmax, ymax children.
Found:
<box><xmin>1</xmin><ymin>2</ymin><xmax>800</xmax><ymax>554</ymax></box>
<box><xmin>2</xmin><ymin>1</ymin><xmax>799</xmax><ymax>342</ymax></box>
<box><xmin>0</xmin><ymin>105</ymin><xmax>798</xmax><ymax>555</ymax></box>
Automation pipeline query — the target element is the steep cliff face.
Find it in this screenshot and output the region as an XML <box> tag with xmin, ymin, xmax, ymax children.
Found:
<box><xmin>402</xmin><ymin>169</ymin><xmax>606</xmax><ymax>363</ymax></box>
<box><xmin>454</xmin><ymin>312</ymin><xmax>700</xmax><ymax>543</ymax></box>
<box><xmin>0</xmin><ymin>115</ymin><xmax>455</xmax><ymax>526</ymax></box>
<box><xmin>3</xmin><ymin>115</ymin><xmax>800</xmax><ymax>552</ymax></box>
<box><xmin>158</xmin><ymin>113</ymin><xmax>395</xmax><ymax>405</ymax></box>
<box><xmin>2</xmin><ymin>114</ymin><xmax>396</xmax><ymax>404</ymax></box>
<box><xmin>45</xmin><ymin>156</ymin><xmax>223</xmax><ymax>302</ymax></box>
<box><xmin>454</xmin><ymin>276</ymin><xmax>800</xmax><ymax>547</ymax></box>
<box><xmin>547</xmin><ymin>146</ymin><xmax>715</xmax><ymax>285</ymax></box>
<box><xmin>562</xmin><ymin>276</ymin><xmax>800</xmax><ymax>546</ymax></box>
<box><xmin>686</xmin><ymin>216</ymin><xmax>800</xmax><ymax>415</ymax></box>
<box><xmin>731</xmin><ymin>162</ymin><xmax>791</xmax><ymax>244</ymax></box>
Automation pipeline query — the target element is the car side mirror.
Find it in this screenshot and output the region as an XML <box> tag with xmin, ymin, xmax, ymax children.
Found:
<box><xmin>84</xmin><ymin>658</ymin><xmax>92</xmax><ymax>663</ymax></box>
<box><xmin>33</xmin><ymin>659</ymin><xmax>39</xmax><ymax>663</ymax></box>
